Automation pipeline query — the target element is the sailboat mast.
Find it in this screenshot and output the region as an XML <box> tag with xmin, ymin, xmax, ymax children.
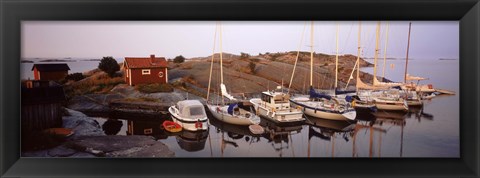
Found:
<box><xmin>382</xmin><ymin>22</ymin><xmax>390</xmax><ymax>80</ymax></box>
<box><xmin>287</xmin><ymin>22</ymin><xmax>307</xmax><ymax>94</ymax></box>
<box><xmin>310</xmin><ymin>21</ymin><xmax>314</xmax><ymax>87</ymax></box>
<box><xmin>373</xmin><ymin>21</ymin><xmax>381</xmax><ymax>81</ymax></box>
<box><xmin>219</xmin><ymin>23</ymin><xmax>224</xmax><ymax>84</ymax></box>
<box><xmin>335</xmin><ymin>23</ymin><xmax>339</xmax><ymax>89</ymax></box>
<box><xmin>404</xmin><ymin>22</ymin><xmax>412</xmax><ymax>83</ymax></box>
<box><xmin>206</xmin><ymin>23</ymin><xmax>218</xmax><ymax>102</ymax></box>
<box><xmin>356</xmin><ymin>22</ymin><xmax>362</xmax><ymax>91</ymax></box>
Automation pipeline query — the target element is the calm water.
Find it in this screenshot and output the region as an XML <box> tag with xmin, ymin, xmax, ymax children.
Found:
<box><xmin>21</xmin><ymin>58</ymin><xmax>459</xmax><ymax>157</ymax></box>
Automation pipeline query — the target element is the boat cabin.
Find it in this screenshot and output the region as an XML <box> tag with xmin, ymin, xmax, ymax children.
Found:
<box><xmin>260</xmin><ymin>91</ymin><xmax>291</xmax><ymax>110</ymax></box>
<box><xmin>176</xmin><ymin>100</ymin><xmax>207</xmax><ymax>118</ymax></box>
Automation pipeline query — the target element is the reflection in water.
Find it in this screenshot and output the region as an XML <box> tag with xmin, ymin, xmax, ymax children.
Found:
<box><xmin>95</xmin><ymin>97</ymin><xmax>456</xmax><ymax>157</ymax></box>
<box><xmin>306</xmin><ymin>116</ymin><xmax>356</xmax><ymax>157</ymax></box>
<box><xmin>176</xmin><ymin>130</ymin><xmax>208</xmax><ymax>152</ymax></box>
<box><xmin>102</xmin><ymin>119</ymin><xmax>123</xmax><ymax>135</ymax></box>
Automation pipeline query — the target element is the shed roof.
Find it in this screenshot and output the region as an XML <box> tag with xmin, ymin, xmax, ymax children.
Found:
<box><xmin>124</xmin><ymin>56</ymin><xmax>168</xmax><ymax>69</ymax></box>
<box><xmin>31</xmin><ymin>64</ymin><xmax>70</xmax><ymax>72</ymax></box>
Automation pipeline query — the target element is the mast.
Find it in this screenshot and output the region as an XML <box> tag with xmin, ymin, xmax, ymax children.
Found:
<box><xmin>382</xmin><ymin>22</ymin><xmax>390</xmax><ymax>81</ymax></box>
<box><xmin>206</xmin><ymin>22</ymin><xmax>218</xmax><ymax>102</ymax></box>
<box><xmin>404</xmin><ymin>22</ymin><xmax>412</xmax><ymax>83</ymax></box>
<box><xmin>219</xmin><ymin>22</ymin><xmax>224</xmax><ymax>105</ymax></box>
<box><xmin>356</xmin><ymin>22</ymin><xmax>361</xmax><ymax>90</ymax></box>
<box><xmin>287</xmin><ymin>22</ymin><xmax>307</xmax><ymax>94</ymax></box>
<box><xmin>373</xmin><ymin>21</ymin><xmax>381</xmax><ymax>82</ymax></box>
<box><xmin>335</xmin><ymin>23</ymin><xmax>339</xmax><ymax>89</ymax></box>
<box><xmin>310</xmin><ymin>21</ymin><xmax>314</xmax><ymax>87</ymax></box>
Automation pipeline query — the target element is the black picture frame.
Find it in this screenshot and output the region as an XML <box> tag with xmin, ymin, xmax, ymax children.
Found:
<box><xmin>1</xmin><ymin>0</ymin><xmax>478</xmax><ymax>177</ymax></box>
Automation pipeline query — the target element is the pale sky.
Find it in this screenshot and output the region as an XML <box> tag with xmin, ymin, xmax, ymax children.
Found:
<box><xmin>21</xmin><ymin>21</ymin><xmax>459</xmax><ymax>60</ymax></box>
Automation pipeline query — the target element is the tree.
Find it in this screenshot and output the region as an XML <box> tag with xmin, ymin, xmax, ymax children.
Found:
<box><xmin>64</xmin><ymin>73</ymin><xmax>85</xmax><ymax>82</ymax></box>
<box><xmin>98</xmin><ymin>56</ymin><xmax>120</xmax><ymax>77</ymax></box>
<box><xmin>248</xmin><ymin>61</ymin><xmax>256</xmax><ymax>74</ymax></box>
<box><xmin>240</xmin><ymin>52</ymin><xmax>250</xmax><ymax>59</ymax></box>
<box><xmin>173</xmin><ymin>55</ymin><xmax>186</xmax><ymax>63</ymax></box>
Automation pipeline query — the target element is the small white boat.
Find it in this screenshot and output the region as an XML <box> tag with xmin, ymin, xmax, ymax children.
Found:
<box><xmin>207</xmin><ymin>103</ymin><xmax>260</xmax><ymax>126</ymax></box>
<box><xmin>168</xmin><ymin>100</ymin><xmax>208</xmax><ymax>131</ymax></box>
<box><xmin>250</xmin><ymin>90</ymin><xmax>304</xmax><ymax>123</ymax></box>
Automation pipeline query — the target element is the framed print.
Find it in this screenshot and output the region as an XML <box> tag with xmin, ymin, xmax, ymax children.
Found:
<box><xmin>1</xmin><ymin>0</ymin><xmax>479</xmax><ymax>177</ymax></box>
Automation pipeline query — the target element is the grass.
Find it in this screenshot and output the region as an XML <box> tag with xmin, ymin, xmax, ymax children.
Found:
<box><xmin>135</xmin><ymin>83</ymin><xmax>174</xmax><ymax>93</ymax></box>
<box><xmin>122</xmin><ymin>97</ymin><xmax>159</xmax><ymax>102</ymax></box>
<box><xmin>64</xmin><ymin>72</ymin><xmax>125</xmax><ymax>99</ymax></box>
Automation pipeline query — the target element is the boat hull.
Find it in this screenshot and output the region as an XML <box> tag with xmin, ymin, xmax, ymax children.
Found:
<box><xmin>168</xmin><ymin>106</ymin><xmax>208</xmax><ymax>131</ymax></box>
<box><xmin>206</xmin><ymin>104</ymin><xmax>260</xmax><ymax>126</ymax></box>
<box><xmin>373</xmin><ymin>98</ymin><xmax>408</xmax><ymax>111</ymax></box>
<box><xmin>290</xmin><ymin>99</ymin><xmax>356</xmax><ymax>121</ymax></box>
<box><xmin>250</xmin><ymin>98</ymin><xmax>304</xmax><ymax>123</ymax></box>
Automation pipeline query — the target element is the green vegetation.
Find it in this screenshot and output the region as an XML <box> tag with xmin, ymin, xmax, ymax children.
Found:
<box><xmin>64</xmin><ymin>72</ymin><xmax>124</xmax><ymax>99</ymax></box>
<box><xmin>64</xmin><ymin>73</ymin><xmax>85</xmax><ymax>82</ymax></box>
<box><xmin>240</xmin><ymin>52</ymin><xmax>251</xmax><ymax>59</ymax></box>
<box><xmin>135</xmin><ymin>83</ymin><xmax>174</xmax><ymax>93</ymax></box>
<box><xmin>98</xmin><ymin>56</ymin><xmax>120</xmax><ymax>77</ymax></box>
<box><xmin>122</xmin><ymin>97</ymin><xmax>160</xmax><ymax>102</ymax></box>
<box><xmin>248</xmin><ymin>62</ymin><xmax>256</xmax><ymax>74</ymax></box>
<box><xmin>173</xmin><ymin>55</ymin><xmax>186</xmax><ymax>63</ymax></box>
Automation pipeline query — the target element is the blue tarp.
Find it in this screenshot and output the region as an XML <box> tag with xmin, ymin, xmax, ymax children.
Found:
<box><xmin>227</xmin><ymin>103</ymin><xmax>238</xmax><ymax>115</ymax></box>
<box><xmin>309</xmin><ymin>87</ymin><xmax>332</xmax><ymax>100</ymax></box>
<box><xmin>335</xmin><ymin>88</ymin><xmax>356</xmax><ymax>95</ymax></box>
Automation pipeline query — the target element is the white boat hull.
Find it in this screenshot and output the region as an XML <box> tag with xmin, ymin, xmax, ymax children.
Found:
<box><xmin>206</xmin><ymin>104</ymin><xmax>260</xmax><ymax>125</ymax></box>
<box><xmin>373</xmin><ymin>98</ymin><xmax>408</xmax><ymax>111</ymax></box>
<box><xmin>290</xmin><ymin>100</ymin><xmax>356</xmax><ymax>121</ymax></box>
<box><xmin>250</xmin><ymin>98</ymin><xmax>304</xmax><ymax>123</ymax></box>
<box><xmin>168</xmin><ymin>106</ymin><xmax>208</xmax><ymax>131</ymax></box>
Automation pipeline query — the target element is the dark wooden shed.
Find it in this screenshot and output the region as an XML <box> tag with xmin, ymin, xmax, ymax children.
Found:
<box><xmin>21</xmin><ymin>80</ymin><xmax>66</xmax><ymax>132</ymax></box>
<box><xmin>32</xmin><ymin>63</ymin><xmax>70</xmax><ymax>81</ymax></box>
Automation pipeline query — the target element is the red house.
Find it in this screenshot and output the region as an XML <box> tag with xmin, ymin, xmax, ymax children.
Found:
<box><xmin>123</xmin><ymin>55</ymin><xmax>168</xmax><ymax>86</ymax></box>
<box><xmin>31</xmin><ymin>64</ymin><xmax>70</xmax><ymax>81</ymax></box>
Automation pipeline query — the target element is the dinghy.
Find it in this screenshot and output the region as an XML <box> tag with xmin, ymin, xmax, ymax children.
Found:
<box><xmin>162</xmin><ymin>120</ymin><xmax>182</xmax><ymax>133</ymax></box>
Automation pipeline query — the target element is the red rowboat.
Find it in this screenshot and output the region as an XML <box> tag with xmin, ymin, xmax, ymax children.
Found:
<box><xmin>163</xmin><ymin>120</ymin><xmax>182</xmax><ymax>133</ymax></box>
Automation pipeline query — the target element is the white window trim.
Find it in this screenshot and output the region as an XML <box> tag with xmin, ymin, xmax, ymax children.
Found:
<box><xmin>142</xmin><ymin>69</ymin><xmax>151</xmax><ymax>75</ymax></box>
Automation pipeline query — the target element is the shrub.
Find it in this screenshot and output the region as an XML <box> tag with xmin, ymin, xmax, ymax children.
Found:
<box><xmin>64</xmin><ymin>72</ymin><xmax>85</xmax><ymax>82</ymax></box>
<box><xmin>248</xmin><ymin>62</ymin><xmax>256</xmax><ymax>74</ymax></box>
<box><xmin>98</xmin><ymin>56</ymin><xmax>120</xmax><ymax>77</ymax></box>
<box><xmin>240</xmin><ymin>52</ymin><xmax>250</xmax><ymax>59</ymax></box>
<box><xmin>173</xmin><ymin>55</ymin><xmax>186</xmax><ymax>63</ymax></box>
<box><xmin>135</xmin><ymin>83</ymin><xmax>174</xmax><ymax>93</ymax></box>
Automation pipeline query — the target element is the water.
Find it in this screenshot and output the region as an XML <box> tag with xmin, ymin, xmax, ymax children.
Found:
<box><xmin>22</xmin><ymin>58</ymin><xmax>459</xmax><ymax>157</ymax></box>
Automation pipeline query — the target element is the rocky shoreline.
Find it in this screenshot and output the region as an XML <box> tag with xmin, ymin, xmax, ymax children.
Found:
<box><xmin>22</xmin><ymin>109</ymin><xmax>174</xmax><ymax>157</ymax></box>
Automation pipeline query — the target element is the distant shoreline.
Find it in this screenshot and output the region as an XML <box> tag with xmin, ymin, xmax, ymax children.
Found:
<box><xmin>39</xmin><ymin>59</ymin><xmax>77</xmax><ymax>62</ymax></box>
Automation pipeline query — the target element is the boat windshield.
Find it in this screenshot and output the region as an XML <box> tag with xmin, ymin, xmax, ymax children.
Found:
<box><xmin>190</xmin><ymin>106</ymin><xmax>206</xmax><ymax>117</ymax></box>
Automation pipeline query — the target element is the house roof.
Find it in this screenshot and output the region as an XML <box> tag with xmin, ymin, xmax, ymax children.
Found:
<box><xmin>31</xmin><ymin>64</ymin><xmax>70</xmax><ymax>72</ymax></box>
<box><xmin>124</xmin><ymin>56</ymin><xmax>168</xmax><ymax>69</ymax></box>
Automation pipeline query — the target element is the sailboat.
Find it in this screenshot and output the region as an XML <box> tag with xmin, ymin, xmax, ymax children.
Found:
<box><xmin>356</xmin><ymin>21</ymin><xmax>409</xmax><ymax>111</ymax></box>
<box><xmin>205</xmin><ymin>22</ymin><xmax>261</xmax><ymax>126</ymax></box>
<box><xmin>338</xmin><ymin>21</ymin><xmax>378</xmax><ymax>113</ymax></box>
<box><xmin>289</xmin><ymin>21</ymin><xmax>356</xmax><ymax>121</ymax></box>
<box><xmin>374</xmin><ymin>22</ymin><xmax>423</xmax><ymax>107</ymax></box>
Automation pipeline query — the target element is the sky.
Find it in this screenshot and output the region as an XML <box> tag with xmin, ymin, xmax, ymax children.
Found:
<box><xmin>21</xmin><ymin>21</ymin><xmax>459</xmax><ymax>60</ymax></box>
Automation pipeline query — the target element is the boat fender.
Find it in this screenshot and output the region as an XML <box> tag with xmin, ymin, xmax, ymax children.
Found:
<box><xmin>195</xmin><ymin>119</ymin><xmax>203</xmax><ymax>128</ymax></box>
<box><xmin>351</xmin><ymin>101</ymin><xmax>356</xmax><ymax>107</ymax></box>
<box><xmin>216</xmin><ymin>107</ymin><xmax>221</xmax><ymax>113</ymax></box>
